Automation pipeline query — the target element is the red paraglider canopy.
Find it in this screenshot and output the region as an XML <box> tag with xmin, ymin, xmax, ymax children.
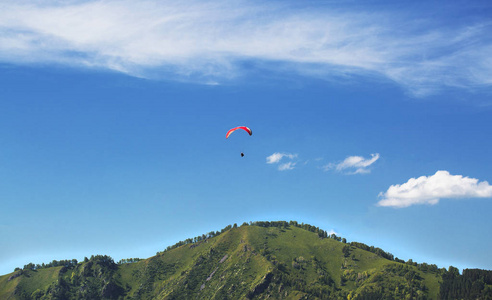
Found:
<box><xmin>226</xmin><ymin>126</ymin><xmax>252</xmax><ymax>139</ymax></box>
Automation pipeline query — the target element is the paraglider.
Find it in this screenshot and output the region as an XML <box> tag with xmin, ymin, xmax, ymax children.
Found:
<box><xmin>226</xmin><ymin>126</ymin><xmax>252</xmax><ymax>157</ymax></box>
<box><xmin>226</xmin><ymin>126</ymin><xmax>252</xmax><ymax>139</ymax></box>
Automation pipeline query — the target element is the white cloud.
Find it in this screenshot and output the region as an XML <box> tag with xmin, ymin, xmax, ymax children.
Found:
<box><xmin>325</xmin><ymin>153</ymin><xmax>379</xmax><ymax>175</ymax></box>
<box><xmin>266</xmin><ymin>152</ymin><xmax>297</xmax><ymax>164</ymax></box>
<box><xmin>352</xmin><ymin>168</ymin><xmax>371</xmax><ymax>175</ymax></box>
<box><xmin>377</xmin><ymin>170</ymin><xmax>492</xmax><ymax>208</ymax></box>
<box><xmin>266</xmin><ymin>152</ymin><xmax>297</xmax><ymax>171</ymax></box>
<box><xmin>278</xmin><ymin>162</ymin><xmax>296</xmax><ymax>171</ymax></box>
<box><xmin>266</xmin><ymin>153</ymin><xmax>284</xmax><ymax>164</ymax></box>
<box><xmin>336</xmin><ymin>153</ymin><xmax>380</xmax><ymax>170</ymax></box>
<box><xmin>0</xmin><ymin>1</ymin><xmax>491</xmax><ymax>95</ymax></box>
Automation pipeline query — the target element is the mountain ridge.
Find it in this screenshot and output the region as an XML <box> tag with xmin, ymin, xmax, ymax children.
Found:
<box><xmin>1</xmin><ymin>221</ymin><xmax>491</xmax><ymax>299</ymax></box>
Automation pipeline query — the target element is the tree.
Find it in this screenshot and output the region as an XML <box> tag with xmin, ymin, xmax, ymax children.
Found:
<box><xmin>342</xmin><ymin>245</ymin><xmax>350</xmax><ymax>257</ymax></box>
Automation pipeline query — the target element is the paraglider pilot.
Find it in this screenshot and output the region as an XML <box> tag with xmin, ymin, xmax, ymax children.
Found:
<box><xmin>226</xmin><ymin>126</ymin><xmax>252</xmax><ymax>159</ymax></box>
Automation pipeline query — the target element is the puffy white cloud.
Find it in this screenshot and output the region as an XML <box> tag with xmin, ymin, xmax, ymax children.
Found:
<box><xmin>266</xmin><ymin>152</ymin><xmax>297</xmax><ymax>171</ymax></box>
<box><xmin>266</xmin><ymin>153</ymin><xmax>284</xmax><ymax>164</ymax></box>
<box><xmin>378</xmin><ymin>171</ymin><xmax>492</xmax><ymax>208</ymax></box>
<box><xmin>325</xmin><ymin>153</ymin><xmax>379</xmax><ymax>175</ymax></box>
<box><xmin>0</xmin><ymin>1</ymin><xmax>490</xmax><ymax>95</ymax></box>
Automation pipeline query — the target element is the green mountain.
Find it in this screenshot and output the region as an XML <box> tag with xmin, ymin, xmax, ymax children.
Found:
<box><xmin>1</xmin><ymin>221</ymin><xmax>491</xmax><ymax>299</ymax></box>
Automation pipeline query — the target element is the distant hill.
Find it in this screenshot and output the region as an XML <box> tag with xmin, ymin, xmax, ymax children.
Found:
<box><xmin>1</xmin><ymin>221</ymin><xmax>491</xmax><ymax>299</ymax></box>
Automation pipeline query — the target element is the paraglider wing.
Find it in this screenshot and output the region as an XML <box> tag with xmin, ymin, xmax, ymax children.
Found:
<box><xmin>226</xmin><ymin>126</ymin><xmax>252</xmax><ymax>139</ymax></box>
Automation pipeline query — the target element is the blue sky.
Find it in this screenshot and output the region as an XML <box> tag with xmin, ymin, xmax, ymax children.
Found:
<box><xmin>1</xmin><ymin>0</ymin><xmax>492</xmax><ymax>275</ymax></box>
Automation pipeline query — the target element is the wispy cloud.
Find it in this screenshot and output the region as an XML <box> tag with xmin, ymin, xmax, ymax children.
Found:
<box><xmin>377</xmin><ymin>170</ymin><xmax>492</xmax><ymax>208</ymax></box>
<box><xmin>325</xmin><ymin>153</ymin><xmax>379</xmax><ymax>175</ymax></box>
<box><xmin>0</xmin><ymin>1</ymin><xmax>491</xmax><ymax>95</ymax></box>
<box><xmin>278</xmin><ymin>162</ymin><xmax>296</xmax><ymax>171</ymax></box>
<box><xmin>266</xmin><ymin>152</ymin><xmax>297</xmax><ymax>171</ymax></box>
<box><xmin>266</xmin><ymin>152</ymin><xmax>297</xmax><ymax>164</ymax></box>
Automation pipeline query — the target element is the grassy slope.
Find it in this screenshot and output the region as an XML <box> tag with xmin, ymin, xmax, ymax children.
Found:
<box><xmin>0</xmin><ymin>267</ymin><xmax>61</xmax><ymax>299</ymax></box>
<box><xmin>116</xmin><ymin>225</ymin><xmax>440</xmax><ymax>299</ymax></box>
<box><xmin>0</xmin><ymin>272</ymin><xmax>18</xmax><ymax>299</ymax></box>
<box><xmin>117</xmin><ymin>225</ymin><xmax>274</xmax><ymax>299</ymax></box>
<box><xmin>0</xmin><ymin>224</ymin><xmax>441</xmax><ymax>299</ymax></box>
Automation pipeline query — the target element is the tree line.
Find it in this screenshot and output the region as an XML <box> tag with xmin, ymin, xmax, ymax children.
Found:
<box><xmin>117</xmin><ymin>258</ymin><xmax>143</xmax><ymax>264</ymax></box>
<box><xmin>16</xmin><ymin>259</ymin><xmax>79</xmax><ymax>272</ymax></box>
<box><xmin>15</xmin><ymin>255</ymin><xmax>133</xmax><ymax>273</ymax></box>
<box><xmin>439</xmin><ymin>267</ymin><xmax>492</xmax><ymax>299</ymax></box>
